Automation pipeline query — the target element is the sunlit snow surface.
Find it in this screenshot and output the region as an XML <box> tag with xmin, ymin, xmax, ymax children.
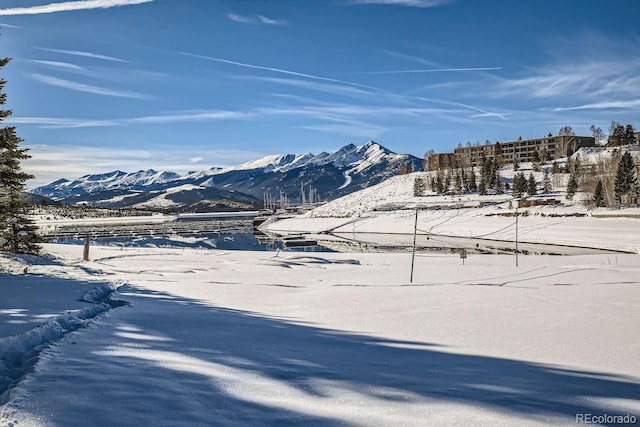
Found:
<box><xmin>6</xmin><ymin>161</ymin><xmax>640</xmax><ymax>425</ymax></box>
<box><xmin>1</xmin><ymin>242</ymin><xmax>640</xmax><ymax>426</ymax></box>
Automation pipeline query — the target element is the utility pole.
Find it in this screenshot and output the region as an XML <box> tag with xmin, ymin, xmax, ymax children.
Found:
<box><xmin>515</xmin><ymin>200</ymin><xmax>519</xmax><ymax>267</ymax></box>
<box><xmin>410</xmin><ymin>207</ymin><xmax>419</xmax><ymax>283</ymax></box>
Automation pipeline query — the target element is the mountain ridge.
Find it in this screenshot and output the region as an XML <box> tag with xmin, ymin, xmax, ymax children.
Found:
<box><xmin>33</xmin><ymin>141</ymin><xmax>423</xmax><ymax>211</ymax></box>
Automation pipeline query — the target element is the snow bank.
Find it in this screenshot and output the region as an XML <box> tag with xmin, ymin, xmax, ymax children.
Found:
<box><xmin>0</xmin><ymin>282</ymin><xmax>119</xmax><ymax>404</ymax></box>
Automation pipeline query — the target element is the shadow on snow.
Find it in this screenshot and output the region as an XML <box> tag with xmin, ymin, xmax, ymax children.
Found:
<box><xmin>9</xmin><ymin>285</ymin><xmax>640</xmax><ymax>426</ymax></box>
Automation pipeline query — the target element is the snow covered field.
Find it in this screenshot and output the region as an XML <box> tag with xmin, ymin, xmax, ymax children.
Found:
<box><xmin>2</xmin><ymin>164</ymin><xmax>640</xmax><ymax>426</ymax></box>
<box><xmin>1</xmin><ymin>241</ymin><xmax>640</xmax><ymax>426</ymax></box>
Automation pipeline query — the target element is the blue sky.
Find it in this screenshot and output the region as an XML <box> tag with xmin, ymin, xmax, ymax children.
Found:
<box><xmin>1</xmin><ymin>0</ymin><xmax>639</xmax><ymax>187</ymax></box>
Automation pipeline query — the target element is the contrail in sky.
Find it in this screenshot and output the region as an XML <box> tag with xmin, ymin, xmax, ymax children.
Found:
<box><xmin>341</xmin><ymin>67</ymin><xmax>502</xmax><ymax>75</ymax></box>
<box><xmin>179</xmin><ymin>52</ymin><xmax>383</xmax><ymax>92</ymax></box>
<box><xmin>0</xmin><ymin>0</ymin><xmax>154</xmax><ymax>16</ymax></box>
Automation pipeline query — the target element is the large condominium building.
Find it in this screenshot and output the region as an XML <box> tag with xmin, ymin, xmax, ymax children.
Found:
<box><xmin>426</xmin><ymin>134</ymin><xmax>595</xmax><ymax>170</ymax></box>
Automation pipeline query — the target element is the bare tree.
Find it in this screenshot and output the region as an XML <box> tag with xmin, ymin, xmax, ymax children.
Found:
<box><xmin>589</xmin><ymin>124</ymin><xmax>605</xmax><ymax>144</ymax></box>
<box><xmin>558</xmin><ymin>125</ymin><xmax>575</xmax><ymax>136</ymax></box>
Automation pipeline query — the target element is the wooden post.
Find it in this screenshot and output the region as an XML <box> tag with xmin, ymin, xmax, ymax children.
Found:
<box><xmin>83</xmin><ymin>234</ymin><xmax>90</xmax><ymax>261</ymax></box>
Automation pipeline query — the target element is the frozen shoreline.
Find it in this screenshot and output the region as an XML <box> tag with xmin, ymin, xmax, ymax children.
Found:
<box><xmin>264</xmin><ymin>208</ymin><xmax>640</xmax><ymax>254</ymax></box>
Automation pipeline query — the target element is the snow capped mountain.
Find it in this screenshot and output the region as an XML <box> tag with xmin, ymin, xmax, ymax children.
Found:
<box><xmin>111</xmin><ymin>169</ymin><xmax>181</xmax><ymax>187</ymax></box>
<box><xmin>33</xmin><ymin>142</ymin><xmax>423</xmax><ymax>211</ymax></box>
<box><xmin>34</xmin><ymin>169</ymin><xmax>181</xmax><ymax>200</ymax></box>
<box><xmin>218</xmin><ymin>141</ymin><xmax>414</xmax><ymax>175</ymax></box>
<box><xmin>179</xmin><ymin>167</ymin><xmax>224</xmax><ymax>181</ymax></box>
<box><xmin>326</xmin><ymin>141</ymin><xmax>401</xmax><ymax>173</ymax></box>
<box><xmin>223</xmin><ymin>153</ymin><xmax>316</xmax><ymax>174</ymax></box>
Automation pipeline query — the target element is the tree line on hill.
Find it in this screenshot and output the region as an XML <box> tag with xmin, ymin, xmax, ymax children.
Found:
<box><xmin>414</xmin><ymin>125</ymin><xmax>639</xmax><ymax>208</ymax></box>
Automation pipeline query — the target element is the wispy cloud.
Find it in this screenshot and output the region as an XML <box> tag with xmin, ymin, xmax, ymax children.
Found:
<box><xmin>23</xmin><ymin>144</ymin><xmax>263</xmax><ymax>187</ymax></box>
<box><xmin>36</xmin><ymin>47</ymin><xmax>128</xmax><ymax>63</ymax></box>
<box><xmin>488</xmin><ymin>33</ymin><xmax>640</xmax><ymax>103</ymax></box>
<box><xmin>257</xmin><ymin>104</ymin><xmax>390</xmax><ymax>138</ymax></box>
<box><xmin>255</xmin><ymin>100</ymin><xmax>476</xmax><ymax>139</ymax></box>
<box><xmin>0</xmin><ymin>22</ymin><xmax>23</xmax><ymax>28</ymax></box>
<box><xmin>488</xmin><ymin>59</ymin><xmax>640</xmax><ymax>117</ymax></box>
<box><xmin>33</xmin><ymin>60</ymin><xmax>89</xmax><ymax>72</ymax></box>
<box><xmin>382</xmin><ymin>50</ymin><xmax>442</xmax><ymax>67</ymax></box>
<box><xmin>545</xmin><ymin>99</ymin><xmax>640</xmax><ymax>112</ymax></box>
<box><xmin>414</xmin><ymin>96</ymin><xmax>510</xmax><ymax>120</ymax></box>
<box><xmin>245</xmin><ymin>76</ymin><xmax>377</xmax><ymax>100</ymax></box>
<box><xmin>8</xmin><ymin>116</ymin><xmax>114</xmax><ymax>128</ymax></box>
<box><xmin>128</xmin><ymin>110</ymin><xmax>251</xmax><ymax>124</ymax></box>
<box><xmin>32</xmin><ymin>59</ymin><xmax>167</xmax><ymax>86</ymax></box>
<box><xmin>32</xmin><ymin>73</ymin><xmax>147</xmax><ymax>98</ymax></box>
<box><xmin>268</xmin><ymin>78</ymin><xmax>509</xmax><ymax>120</ymax></box>
<box><xmin>9</xmin><ymin>109</ymin><xmax>249</xmax><ymax>129</ymax></box>
<box><xmin>228</xmin><ymin>12</ymin><xmax>287</xmax><ymax>25</ymax></box>
<box><xmin>349</xmin><ymin>0</ymin><xmax>453</xmax><ymax>7</ymax></box>
<box><xmin>196</xmin><ymin>51</ymin><xmax>507</xmax><ymax>121</ymax></box>
<box><xmin>0</xmin><ymin>0</ymin><xmax>154</xmax><ymax>16</ymax></box>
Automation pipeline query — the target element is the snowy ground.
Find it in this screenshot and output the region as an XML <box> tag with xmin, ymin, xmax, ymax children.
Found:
<box><xmin>264</xmin><ymin>171</ymin><xmax>640</xmax><ymax>254</ymax></box>
<box><xmin>1</xmin><ymin>242</ymin><xmax>640</xmax><ymax>426</ymax></box>
<box><xmin>2</xmin><ymin>161</ymin><xmax>640</xmax><ymax>426</ymax></box>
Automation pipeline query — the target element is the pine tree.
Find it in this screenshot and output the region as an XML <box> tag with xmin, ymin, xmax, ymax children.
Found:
<box><xmin>512</xmin><ymin>172</ymin><xmax>526</xmax><ymax>198</ymax></box>
<box><xmin>593</xmin><ymin>179</ymin><xmax>606</xmax><ymax>207</ymax></box>
<box><xmin>454</xmin><ymin>170</ymin><xmax>462</xmax><ymax>194</ymax></box>
<box><xmin>480</xmin><ymin>153</ymin><xmax>490</xmax><ymax>183</ymax></box>
<box><xmin>494</xmin><ymin>142</ymin><xmax>503</xmax><ymax>164</ymax></box>
<box><xmin>478</xmin><ymin>177</ymin><xmax>486</xmax><ymax>195</ymax></box>
<box><xmin>614</xmin><ymin>151</ymin><xmax>637</xmax><ymax>204</ymax></box>
<box><xmin>436</xmin><ymin>170</ymin><xmax>444</xmax><ymax>193</ymax></box>
<box><xmin>494</xmin><ymin>171</ymin><xmax>504</xmax><ymax>194</ymax></box>
<box><xmin>566</xmin><ymin>174</ymin><xmax>579</xmax><ymax>201</ymax></box>
<box><xmin>0</xmin><ymin>56</ymin><xmax>41</xmax><ymax>254</ymax></box>
<box><xmin>527</xmin><ymin>173</ymin><xmax>537</xmax><ymax>196</ymax></box>
<box><xmin>608</xmin><ymin>124</ymin><xmax>625</xmax><ymax>147</ymax></box>
<box><xmin>489</xmin><ymin>161</ymin><xmax>499</xmax><ymax>191</ymax></box>
<box><xmin>413</xmin><ymin>176</ymin><xmax>427</xmax><ymax>197</ymax></box>
<box><xmin>623</xmin><ymin>124</ymin><xmax>636</xmax><ymax>146</ymax></box>
<box><xmin>443</xmin><ymin>171</ymin><xmax>451</xmax><ymax>194</ymax></box>
<box><xmin>542</xmin><ymin>171</ymin><xmax>552</xmax><ymax>194</ymax></box>
<box><xmin>573</xmin><ymin>155</ymin><xmax>582</xmax><ymax>175</ymax></box>
<box><xmin>468</xmin><ymin>170</ymin><xmax>477</xmax><ymax>192</ymax></box>
<box><xmin>565</xmin><ymin>157</ymin><xmax>573</xmax><ymax>174</ymax></box>
<box><xmin>461</xmin><ymin>168</ymin><xmax>469</xmax><ymax>192</ymax></box>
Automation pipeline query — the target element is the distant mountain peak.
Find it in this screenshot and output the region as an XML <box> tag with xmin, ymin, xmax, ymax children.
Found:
<box><xmin>32</xmin><ymin>141</ymin><xmax>423</xmax><ymax>208</ymax></box>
